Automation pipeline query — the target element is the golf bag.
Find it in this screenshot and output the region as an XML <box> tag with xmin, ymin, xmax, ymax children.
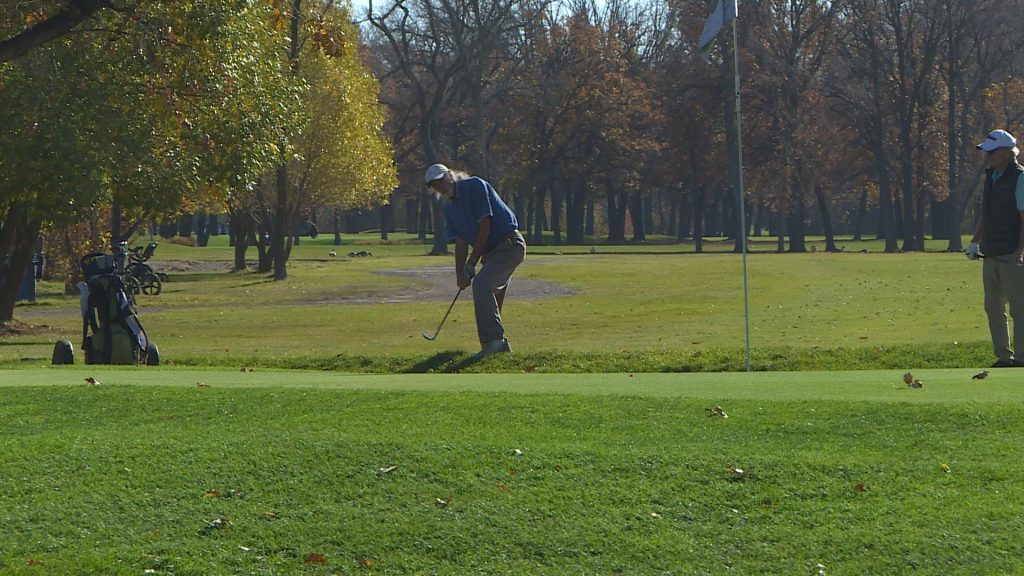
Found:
<box><xmin>80</xmin><ymin>252</ymin><xmax>151</xmax><ymax>365</ymax></box>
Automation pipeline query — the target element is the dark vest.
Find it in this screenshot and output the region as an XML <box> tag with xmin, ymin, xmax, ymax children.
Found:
<box><xmin>982</xmin><ymin>163</ymin><xmax>1024</xmax><ymax>257</ymax></box>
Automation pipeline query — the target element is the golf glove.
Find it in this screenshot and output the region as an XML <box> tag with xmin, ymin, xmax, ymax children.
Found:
<box><xmin>965</xmin><ymin>242</ymin><xmax>981</xmax><ymax>260</ymax></box>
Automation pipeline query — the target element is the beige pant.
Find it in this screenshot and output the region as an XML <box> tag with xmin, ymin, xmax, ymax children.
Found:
<box><xmin>983</xmin><ymin>255</ymin><xmax>1024</xmax><ymax>361</ymax></box>
<box><xmin>474</xmin><ymin>230</ymin><xmax>526</xmax><ymax>344</ymax></box>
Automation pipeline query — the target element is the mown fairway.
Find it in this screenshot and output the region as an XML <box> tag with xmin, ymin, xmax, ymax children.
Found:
<box><xmin>0</xmin><ymin>235</ymin><xmax>992</xmax><ymax>370</ymax></box>
<box><xmin>0</xmin><ymin>367</ymin><xmax>1022</xmax><ymax>575</ymax></box>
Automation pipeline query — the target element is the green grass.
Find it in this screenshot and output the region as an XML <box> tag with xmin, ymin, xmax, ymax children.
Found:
<box><xmin>1</xmin><ymin>367</ymin><xmax>1021</xmax><ymax>574</ymax></box>
<box><xmin>3</xmin><ymin>233</ymin><xmax>992</xmax><ymax>371</ymax></box>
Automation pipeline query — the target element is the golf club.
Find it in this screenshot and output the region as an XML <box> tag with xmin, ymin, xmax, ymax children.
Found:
<box><xmin>422</xmin><ymin>287</ymin><xmax>465</xmax><ymax>341</ymax></box>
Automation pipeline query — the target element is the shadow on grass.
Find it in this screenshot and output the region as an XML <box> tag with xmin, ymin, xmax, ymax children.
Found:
<box><xmin>402</xmin><ymin>351</ymin><xmax>481</xmax><ymax>373</ymax></box>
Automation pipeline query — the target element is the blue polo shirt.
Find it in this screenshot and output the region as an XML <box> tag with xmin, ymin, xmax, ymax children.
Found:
<box><xmin>443</xmin><ymin>177</ymin><xmax>519</xmax><ymax>253</ymax></box>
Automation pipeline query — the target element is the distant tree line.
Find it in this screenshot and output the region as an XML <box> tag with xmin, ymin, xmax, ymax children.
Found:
<box><xmin>364</xmin><ymin>0</ymin><xmax>1024</xmax><ymax>253</ymax></box>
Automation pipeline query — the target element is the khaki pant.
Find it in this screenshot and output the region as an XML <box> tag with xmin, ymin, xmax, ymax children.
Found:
<box><xmin>474</xmin><ymin>230</ymin><xmax>526</xmax><ymax>344</ymax></box>
<box><xmin>983</xmin><ymin>255</ymin><xmax>1024</xmax><ymax>361</ymax></box>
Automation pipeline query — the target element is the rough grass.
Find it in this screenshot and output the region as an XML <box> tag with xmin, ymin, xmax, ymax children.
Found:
<box><xmin>0</xmin><ymin>368</ymin><xmax>1021</xmax><ymax>574</ymax></box>
<box><xmin>3</xmin><ymin>233</ymin><xmax>994</xmax><ymax>371</ymax></box>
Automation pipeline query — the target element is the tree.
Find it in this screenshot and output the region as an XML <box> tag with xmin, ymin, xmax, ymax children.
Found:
<box><xmin>0</xmin><ymin>1</ymin><xmax>300</xmax><ymax>321</ymax></box>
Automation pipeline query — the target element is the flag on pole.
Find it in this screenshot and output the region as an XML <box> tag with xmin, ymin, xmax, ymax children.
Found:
<box><xmin>699</xmin><ymin>0</ymin><xmax>738</xmax><ymax>53</ymax></box>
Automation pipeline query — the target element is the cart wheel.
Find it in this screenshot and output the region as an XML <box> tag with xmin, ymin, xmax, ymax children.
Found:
<box><xmin>146</xmin><ymin>342</ymin><xmax>160</xmax><ymax>366</ymax></box>
<box><xmin>140</xmin><ymin>272</ymin><xmax>162</xmax><ymax>296</ymax></box>
<box><xmin>125</xmin><ymin>275</ymin><xmax>141</xmax><ymax>296</ymax></box>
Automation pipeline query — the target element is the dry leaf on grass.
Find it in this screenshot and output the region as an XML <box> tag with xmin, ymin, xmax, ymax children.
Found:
<box><xmin>196</xmin><ymin>382</ymin><xmax>210</xmax><ymax>388</ymax></box>
<box><xmin>304</xmin><ymin>553</ymin><xmax>327</xmax><ymax>565</ymax></box>
<box><xmin>941</xmin><ymin>463</ymin><xmax>951</xmax><ymax>473</ymax></box>
<box><xmin>435</xmin><ymin>498</ymin><xmax>450</xmax><ymax>508</ymax></box>
<box><xmin>376</xmin><ymin>465</ymin><xmax>398</xmax><ymax>475</ymax></box>
<box><xmin>359</xmin><ymin>558</ymin><xmax>377</xmax><ymax>569</ymax></box>
<box><xmin>705</xmin><ymin>406</ymin><xmax>728</xmax><ymax>418</ymax></box>
<box><xmin>85</xmin><ymin>377</ymin><xmax>99</xmax><ymax>386</ymax></box>
<box><xmin>201</xmin><ymin>517</ymin><xmax>230</xmax><ymax>532</ymax></box>
<box><xmin>854</xmin><ymin>483</ymin><xmax>868</xmax><ymax>492</ymax></box>
<box><xmin>203</xmin><ymin>489</ymin><xmax>220</xmax><ymax>498</ymax></box>
<box><xmin>726</xmin><ymin>467</ymin><xmax>748</xmax><ymax>479</ymax></box>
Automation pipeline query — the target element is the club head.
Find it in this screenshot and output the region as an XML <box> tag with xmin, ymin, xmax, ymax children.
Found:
<box><xmin>421</xmin><ymin>331</ymin><xmax>438</xmax><ymax>341</ymax></box>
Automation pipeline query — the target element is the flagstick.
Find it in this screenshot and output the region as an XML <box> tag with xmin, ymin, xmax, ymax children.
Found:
<box><xmin>731</xmin><ymin>14</ymin><xmax>751</xmax><ymax>372</ymax></box>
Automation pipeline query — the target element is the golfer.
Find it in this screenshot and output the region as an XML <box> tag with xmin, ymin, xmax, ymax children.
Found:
<box><xmin>425</xmin><ymin>163</ymin><xmax>526</xmax><ymax>357</ymax></box>
<box><xmin>967</xmin><ymin>129</ymin><xmax>1024</xmax><ymax>367</ymax></box>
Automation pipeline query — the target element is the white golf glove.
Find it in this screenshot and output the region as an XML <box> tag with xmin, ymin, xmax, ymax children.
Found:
<box><xmin>965</xmin><ymin>242</ymin><xmax>981</xmax><ymax>260</ymax></box>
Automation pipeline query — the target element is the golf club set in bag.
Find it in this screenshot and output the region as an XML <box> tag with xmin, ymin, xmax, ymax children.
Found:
<box><xmin>51</xmin><ymin>250</ymin><xmax>159</xmax><ymax>366</ymax></box>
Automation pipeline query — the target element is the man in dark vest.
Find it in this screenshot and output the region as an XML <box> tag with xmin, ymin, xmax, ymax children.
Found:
<box><xmin>967</xmin><ymin>129</ymin><xmax>1024</xmax><ymax>367</ymax></box>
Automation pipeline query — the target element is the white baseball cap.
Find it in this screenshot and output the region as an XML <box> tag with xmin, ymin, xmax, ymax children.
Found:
<box><xmin>424</xmin><ymin>163</ymin><xmax>449</xmax><ymax>184</ymax></box>
<box><xmin>977</xmin><ymin>129</ymin><xmax>1019</xmax><ymax>154</ymax></box>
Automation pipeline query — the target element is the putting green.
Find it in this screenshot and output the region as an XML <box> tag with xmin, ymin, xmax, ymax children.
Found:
<box><xmin>2</xmin><ymin>367</ymin><xmax>1020</xmax><ymax>404</ymax></box>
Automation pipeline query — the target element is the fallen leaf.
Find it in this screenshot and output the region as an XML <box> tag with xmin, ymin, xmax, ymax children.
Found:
<box><xmin>203</xmin><ymin>488</ymin><xmax>220</xmax><ymax>498</ymax></box>
<box><xmin>726</xmin><ymin>467</ymin><xmax>748</xmax><ymax>478</ymax></box>
<box><xmin>240</xmin><ymin>367</ymin><xmax>254</xmax><ymax>372</ymax></box>
<box><xmin>202</xmin><ymin>517</ymin><xmax>230</xmax><ymax>532</ymax></box>
<box><xmin>972</xmin><ymin>371</ymin><xmax>989</xmax><ymax>380</ymax></box>
<box><xmin>854</xmin><ymin>483</ymin><xmax>868</xmax><ymax>491</ymax></box>
<box><xmin>902</xmin><ymin>372</ymin><xmax>914</xmax><ymax>385</ymax></box>
<box><xmin>261</xmin><ymin>511</ymin><xmax>278</xmax><ymax>519</ymax></box>
<box><xmin>196</xmin><ymin>382</ymin><xmax>210</xmax><ymax>388</ymax></box>
<box><xmin>435</xmin><ymin>497</ymin><xmax>449</xmax><ymax>508</ymax></box>
<box><xmin>377</xmin><ymin>465</ymin><xmax>398</xmax><ymax>475</ymax></box>
<box><xmin>304</xmin><ymin>553</ymin><xmax>327</xmax><ymax>565</ymax></box>
<box><xmin>497</xmin><ymin>482</ymin><xmax>509</xmax><ymax>491</ymax></box>
<box><xmin>650</xmin><ymin>511</ymin><xmax>661</xmax><ymax>518</ymax></box>
<box><xmin>705</xmin><ymin>405</ymin><xmax>728</xmax><ymax>418</ymax></box>
<box><xmin>359</xmin><ymin>558</ymin><xmax>377</xmax><ymax>569</ymax></box>
<box><xmin>27</xmin><ymin>559</ymin><xmax>42</xmax><ymax>566</ymax></box>
<box><xmin>941</xmin><ymin>463</ymin><xmax>951</xmax><ymax>473</ymax></box>
<box><xmin>85</xmin><ymin>377</ymin><xmax>100</xmax><ymax>385</ymax></box>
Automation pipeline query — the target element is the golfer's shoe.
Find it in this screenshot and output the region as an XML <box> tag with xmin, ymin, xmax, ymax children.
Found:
<box><xmin>475</xmin><ymin>338</ymin><xmax>511</xmax><ymax>359</ymax></box>
<box><xmin>991</xmin><ymin>358</ymin><xmax>1017</xmax><ymax>368</ymax></box>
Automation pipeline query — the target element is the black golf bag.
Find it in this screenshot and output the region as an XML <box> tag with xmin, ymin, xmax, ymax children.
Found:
<box><xmin>80</xmin><ymin>252</ymin><xmax>152</xmax><ymax>365</ymax></box>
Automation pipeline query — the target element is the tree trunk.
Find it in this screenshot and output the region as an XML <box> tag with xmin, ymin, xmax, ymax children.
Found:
<box><xmin>418</xmin><ymin>194</ymin><xmax>429</xmax><ymax>241</ymax></box>
<box><xmin>551</xmin><ymin>182</ymin><xmax>562</xmax><ymax>245</ymax></box>
<box><xmin>693</xmin><ymin>186</ymin><xmax>705</xmax><ymax>254</ymax></box>
<box><xmin>629</xmin><ymin>191</ymin><xmax>645</xmax><ymax>242</ymax></box>
<box><xmin>196</xmin><ymin>210</ymin><xmax>211</xmax><ymax>247</ymax></box>
<box><xmin>272</xmin><ymin>164</ymin><xmax>290</xmax><ymax>279</ymax></box>
<box><xmin>585</xmin><ymin>197</ymin><xmax>595</xmax><ymax>237</ymax></box>
<box><xmin>814</xmin><ymin>185</ymin><xmax>838</xmax><ymax>252</ymax></box>
<box><xmin>380</xmin><ymin>202</ymin><xmax>392</xmax><ymax>241</ymax></box>
<box><xmin>677</xmin><ymin>188</ymin><xmax>691</xmax><ymax>241</ymax></box>
<box><xmin>405</xmin><ymin>197</ymin><xmax>418</xmax><ymax>234</ymax></box>
<box><xmin>228</xmin><ymin>208</ymin><xmax>253</xmax><ymax>271</ymax></box>
<box><xmin>853</xmin><ymin>186</ymin><xmax>868</xmax><ymax>241</ymax></box>
<box><xmin>0</xmin><ymin>213</ymin><xmax>41</xmax><ymax>322</ymax></box>
<box><xmin>429</xmin><ymin>196</ymin><xmax>448</xmax><ymax>254</ymax></box>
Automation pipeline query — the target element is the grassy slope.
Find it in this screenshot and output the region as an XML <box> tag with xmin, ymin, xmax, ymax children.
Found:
<box><xmin>2</xmin><ymin>235</ymin><xmax>990</xmax><ymax>370</ymax></box>
<box><xmin>0</xmin><ymin>368</ymin><xmax>1021</xmax><ymax>575</ymax></box>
